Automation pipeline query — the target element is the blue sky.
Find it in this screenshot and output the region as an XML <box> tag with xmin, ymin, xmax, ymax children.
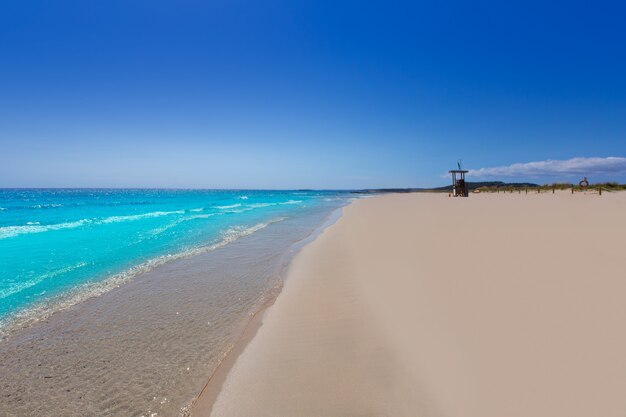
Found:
<box><xmin>1</xmin><ymin>0</ymin><xmax>625</xmax><ymax>188</ymax></box>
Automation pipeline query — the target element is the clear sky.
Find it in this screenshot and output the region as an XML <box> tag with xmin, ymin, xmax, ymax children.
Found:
<box><xmin>1</xmin><ymin>0</ymin><xmax>625</xmax><ymax>188</ymax></box>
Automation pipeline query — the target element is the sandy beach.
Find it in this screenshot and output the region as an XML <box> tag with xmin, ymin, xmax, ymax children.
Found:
<box><xmin>194</xmin><ymin>191</ymin><xmax>626</xmax><ymax>417</ymax></box>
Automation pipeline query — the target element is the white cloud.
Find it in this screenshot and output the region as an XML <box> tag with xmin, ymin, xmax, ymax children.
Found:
<box><xmin>469</xmin><ymin>157</ymin><xmax>626</xmax><ymax>178</ymax></box>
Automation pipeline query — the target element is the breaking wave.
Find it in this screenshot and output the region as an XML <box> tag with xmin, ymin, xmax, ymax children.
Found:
<box><xmin>0</xmin><ymin>210</ymin><xmax>186</xmax><ymax>239</ymax></box>
<box><xmin>215</xmin><ymin>203</ymin><xmax>242</xmax><ymax>209</ymax></box>
<box><xmin>0</xmin><ymin>262</ymin><xmax>89</xmax><ymax>300</ymax></box>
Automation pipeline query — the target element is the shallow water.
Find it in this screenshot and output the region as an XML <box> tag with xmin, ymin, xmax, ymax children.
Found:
<box><xmin>0</xmin><ymin>190</ymin><xmax>350</xmax><ymax>416</ymax></box>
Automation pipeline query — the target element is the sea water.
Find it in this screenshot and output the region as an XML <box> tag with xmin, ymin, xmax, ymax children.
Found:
<box><xmin>0</xmin><ymin>189</ymin><xmax>350</xmax><ymax>330</ymax></box>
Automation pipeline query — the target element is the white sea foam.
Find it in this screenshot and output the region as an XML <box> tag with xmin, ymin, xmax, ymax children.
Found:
<box><xmin>223</xmin><ymin>208</ymin><xmax>253</xmax><ymax>213</ymax></box>
<box><xmin>187</xmin><ymin>213</ymin><xmax>217</xmax><ymax>220</ymax></box>
<box><xmin>31</xmin><ymin>203</ymin><xmax>63</xmax><ymax>209</ymax></box>
<box><xmin>0</xmin><ymin>262</ymin><xmax>88</xmax><ymax>300</ymax></box>
<box><xmin>0</xmin><ymin>210</ymin><xmax>186</xmax><ymax>239</ymax></box>
<box><xmin>0</xmin><ymin>281</ymin><xmax>38</xmax><ymax>300</ymax></box>
<box><xmin>188</xmin><ymin>208</ymin><xmax>204</xmax><ymax>212</ymax></box>
<box><xmin>218</xmin><ymin>200</ymin><xmax>301</xmax><ymax>212</ymax></box>
<box><xmin>215</xmin><ymin>203</ymin><xmax>242</xmax><ymax>209</ymax></box>
<box><xmin>237</xmin><ymin>195</ymin><xmax>249</xmax><ymax>200</ymax></box>
<box><xmin>0</xmin><ymin>218</ymin><xmax>285</xmax><ymax>337</ymax></box>
<box><xmin>99</xmin><ymin>210</ymin><xmax>184</xmax><ymax>224</ymax></box>
<box><xmin>147</xmin><ymin>213</ymin><xmax>218</xmax><ymax>235</ymax></box>
<box><xmin>0</xmin><ymin>219</ymin><xmax>92</xmax><ymax>239</ymax></box>
<box><xmin>147</xmin><ymin>218</ymin><xmax>187</xmax><ymax>236</ymax></box>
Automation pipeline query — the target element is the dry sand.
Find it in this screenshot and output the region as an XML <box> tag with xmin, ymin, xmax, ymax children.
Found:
<box><xmin>193</xmin><ymin>191</ymin><xmax>626</xmax><ymax>417</ymax></box>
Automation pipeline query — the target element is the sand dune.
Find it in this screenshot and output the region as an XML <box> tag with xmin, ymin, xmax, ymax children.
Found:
<box><xmin>196</xmin><ymin>191</ymin><xmax>626</xmax><ymax>417</ymax></box>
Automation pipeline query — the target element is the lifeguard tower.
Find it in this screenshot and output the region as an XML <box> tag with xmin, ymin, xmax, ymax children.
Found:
<box><xmin>449</xmin><ymin>162</ymin><xmax>468</xmax><ymax>197</ymax></box>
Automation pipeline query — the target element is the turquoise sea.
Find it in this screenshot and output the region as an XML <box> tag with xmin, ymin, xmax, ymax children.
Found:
<box><xmin>0</xmin><ymin>189</ymin><xmax>350</xmax><ymax>329</ymax></box>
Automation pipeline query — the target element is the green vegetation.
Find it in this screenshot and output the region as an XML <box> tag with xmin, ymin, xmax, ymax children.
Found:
<box><xmin>351</xmin><ymin>182</ymin><xmax>626</xmax><ymax>194</ymax></box>
<box><xmin>473</xmin><ymin>182</ymin><xmax>626</xmax><ymax>193</ymax></box>
<box><xmin>586</xmin><ymin>182</ymin><xmax>626</xmax><ymax>191</ymax></box>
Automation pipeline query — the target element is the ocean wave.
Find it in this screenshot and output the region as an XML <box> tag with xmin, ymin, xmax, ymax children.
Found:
<box><xmin>147</xmin><ymin>213</ymin><xmax>218</xmax><ymax>235</ymax></box>
<box><xmin>219</xmin><ymin>221</ymin><xmax>279</xmax><ymax>243</ymax></box>
<box><xmin>187</xmin><ymin>213</ymin><xmax>217</xmax><ymax>220</ymax></box>
<box><xmin>248</xmin><ymin>203</ymin><xmax>275</xmax><ymax>208</ymax></box>
<box><xmin>31</xmin><ymin>203</ymin><xmax>64</xmax><ymax>209</ymax></box>
<box><xmin>0</xmin><ymin>203</ymin><xmax>66</xmax><ymax>210</ymax></box>
<box><xmin>215</xmin><ymin>203</ymin><xmax>242</xmax><ymax>209</ymax></box>
<box><xmin>237</xmin><ymin>195</ymin><xmax>249</xmax><ymax>200</ymax></box>
<box><xmin>0</xmin><ymin>219</ymin><xmax>92</xmax><ymax>239</ymax></box>
<box><xmin>218</xmin><ymin>200</ymin><xmax>302</xmax><ymax>212</ymax></box>
<box><xmin>0</xmin><ymin>262</ymin><xmax>88</xmax><ymax>300</ymax></box>
<box><xmin>188</xmin><ymin>208</ymin><xmax>204</xmax><ymax>212</ymax></box>
<box><xmin>0</xmin><ymin>210</ymin><xmax>186</xmax><ymax>239</ymax></box>
<box><xmin>99</xmin><ymin>210</ymin><xmax>185</xmax><ymax>224</ymax></box>
<box><xmin>146</xmin><ymin>218</ymin><xmax>188</xmax><ymax>236</ymax></box>
<box><xmin>0</xmin><ymin>218</ymin><xmax>285</xmax><ymax>338</ymax></box>
<box><xmin>222</xmin><ymin>208</ymin><xmax>253</xmax><ymax>213</ymax></box>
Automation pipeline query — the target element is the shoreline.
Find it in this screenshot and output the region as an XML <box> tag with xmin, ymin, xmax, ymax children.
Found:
<box><xmin>0</xmin><ymin>202</ymin><xmax>348</xmax><ymax>417</ymax></box>
<box><xmin>205</xmin><ymin>191</ymin><xmax>626</xmax><ymax>417</ymax></box>
<box><xmin>189</xmin><ymin>295</ymin><xmax>273</xmax><ymax>416</ymax></box>
<box><xmin>189</xmin><ymin>204</ymin><xmax>347</xmax><ymax>416</ymax></box>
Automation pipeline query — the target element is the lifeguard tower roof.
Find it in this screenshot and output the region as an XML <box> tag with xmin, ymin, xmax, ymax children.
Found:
<box><xmin>448</xmin><ymin>170</ymin><xmax>468</xmax><ymax>174</ymax></box>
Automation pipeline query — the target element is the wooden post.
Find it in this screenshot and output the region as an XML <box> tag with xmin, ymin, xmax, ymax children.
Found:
<box><xmin>571</xmin><ymin>187</ymin><xmax>574</xmax><ymax>194</ymax></box>
<box><xmin>525</xmin><ymin>188</ymin><xmax>528</xmax><ymax>194</ymax></box>
<box><xmin>552</xmin><ymin>186</ymin><xmax>555</xmax><ymax>194</ymax></box>
<box><xmin>599</xmin><ymin>187</ymin><xmax>602</xmax><ymax>196</ymax></box>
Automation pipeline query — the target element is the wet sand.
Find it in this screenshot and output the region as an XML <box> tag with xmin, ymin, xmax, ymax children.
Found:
<box><xmin>200</xmin><ymin>191</ymin><xmax>626</xmax><ymax>417</ymax></box>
